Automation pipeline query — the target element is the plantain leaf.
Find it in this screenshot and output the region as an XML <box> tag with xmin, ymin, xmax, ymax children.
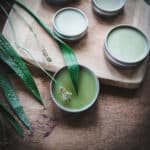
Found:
<box><xmin>0</xmin><ymin>100</ymin><xmax>24</xmax><ymax>137</ymax></box>
<box><xmin>14</xmin><ymin>0</ymin><xmax>79</xmax><ymax>94</ymax></box>
<box><xmin>0</xmin><ymin>33</ymin><xmax>43</xmax><ymax>105</ymax></box>
<box><xmin>0</xmin><ymin>66</ymin><xmax>32</xmax><ymax>130</ymax></box>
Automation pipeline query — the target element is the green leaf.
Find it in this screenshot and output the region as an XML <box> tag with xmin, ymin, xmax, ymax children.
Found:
<box><xmin>0</xmin><ymin>33</ymin><xmax>43</xmax><ymax>105</ymax></box>
<box><xmin>14</xmin><ymin>0</ymin><xmax>79</xmax><ymax>94</ymax></box>
<box><xmin>0</xmin><ymin>66</ymin><xmax>32</xmax><ymax>130</ymax></box>
<box><xmin>0</xmin><ymin>100</ymin><xmax>24</xmax><ymax>137</ymax></box>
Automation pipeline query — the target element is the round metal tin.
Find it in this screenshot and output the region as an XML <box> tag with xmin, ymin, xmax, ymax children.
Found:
<box><xmin>92</xmin><ymin>0</ymin><xmax>126</xmax><ymax>16</ymax></box>
<box><xmin>104</xmin><ymin>25</ymin><xmax>150</xmax><ymax>68</ymax></box>
<box><xmin>104</xmin><ymin>46</ymin><xmax>139</xmax><ymax>68</ymax></box>
<box><xmin>50</xmin><ymin>65</ymin><xmax>100</xmax><ymax>113</ymax></box>
<box><xmin>52</xmin><ymin>7</ymin><xmax>88</xmax><ymax>42</ymax></box>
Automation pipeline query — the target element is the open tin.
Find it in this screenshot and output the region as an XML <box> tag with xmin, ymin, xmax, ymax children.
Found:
<box><xmin>52</xmin><ymin>7</ymin><xmax>88</xmax><ymax>42</ymax></box>
<box><xmin>104</xmin><ymin>25</ymin><xmax>150</xmax><ymax>68</ymax></box>
<box><xmin>50</xmin><ymin>65</ymin><xmax>100</xmax><ymax>113</ymax></box>
<box><xmin>92</xmin><ymin>0</ymin><xmax>126</xmax><ymax>16</ymax></box>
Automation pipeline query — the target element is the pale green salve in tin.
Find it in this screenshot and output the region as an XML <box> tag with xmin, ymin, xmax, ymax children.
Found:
<box><xmin>95</xmin><ymin>0</ymin><xmax>123</xmax><ymax>11</ymax></box>
<box><xmin>52</xmin><ymin>67</ymin><xmax>97</xmax><ymax>110</ymax></box>
<box><xmin>107</xmin><ymin>27</ymin><xmax>148</xmax><ymax>62</ymax></box>
<box><xmin>55</xmin><ymin>9</ymin><xmax>87</xmax><ymax>36</ymax></box>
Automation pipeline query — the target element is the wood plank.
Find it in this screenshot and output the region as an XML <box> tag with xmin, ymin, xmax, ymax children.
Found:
<box><xmin>2</xmin><ymin>0</ymin><xmax>150</xmax><ymax>88</ymax></box>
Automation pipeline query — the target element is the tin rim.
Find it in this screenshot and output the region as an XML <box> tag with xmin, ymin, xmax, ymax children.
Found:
<box><xmin>104</xmin><ymin>46</ymin><xmax>140</xmax><ymax>68</ymax></box>
<box><xmin>50</xmin><ymin>65</ymin><xmax>100</xmax><ymax>113</ymax></box>
<box><xmin>53</xmin><ymin>28</ymin><xmax>87</xmax><ymax>41</ymax></box>
<box><xmin>52</xmin><ymin>7</ymin><xmax>88</xmax><ymax>38</ymax></box>
<box><xmin>92</xmin><ymin>3</ymin><xmax>122</xmax><ymax>16</ymax></box>
<box><xmin>104</xmin><ymin>25</ymin><xmax>150</xmax><ymax>65</ymax></box>
<box><xmin>92</xmin><ymin>0</ymin><xmax>126</xmax><ymax>13</ymax></box>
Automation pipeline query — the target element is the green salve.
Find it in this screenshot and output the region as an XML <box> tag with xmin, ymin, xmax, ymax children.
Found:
<box><xmin>107</xmin><ymin>27</ymin><xmax>148</xmax><ymax>63</ymax></box>
<box><xmin>95</xmin><ymin>0</ymin><xmax>123</xmax><ymax>11</ymax></box>
<box><xmin>52</xmin><ymin>67</ymin><xmax>98</xmax><ymax>110</ymax></box>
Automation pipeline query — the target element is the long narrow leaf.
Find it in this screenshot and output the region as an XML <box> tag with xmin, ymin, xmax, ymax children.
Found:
<box><xmin>0</xmin><ymin>33</ymin><xmax>43</xmax><ymax>105</ymax></box>
<box><xmin>0</xmin><ymin>66</ymin><xmax>32</xmax><ymax>130</ymax></box>
<box><xmin>0</xmin><ymin>100</ymin><xmax>24</xmax><ymax>137</ymax></box>
<box><xmin>14</xmin><ymin>0</ymin><xmax>79</xmax><ymax>94</ymax></box>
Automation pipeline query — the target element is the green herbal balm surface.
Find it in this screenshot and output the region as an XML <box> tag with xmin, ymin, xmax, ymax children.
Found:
<box><xmin>107</xmin><ymin>26</ymin><xmax>149</xmax><ymax>63</ymax></box>
<box><xmin>52</xmin><ymin>67</ymin><xmax>98</xmax><ymax>110</ymax></box>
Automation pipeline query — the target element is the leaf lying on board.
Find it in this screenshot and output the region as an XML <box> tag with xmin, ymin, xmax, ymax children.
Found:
<box><xmin>0</xmin><ymin>66</ymin><xmax>32</xmax><ymax>130</ymax></box>
<box><xmin>0</xmin><ymin>100</ymin><xmax>24</xmax><ymax>137</ymax></box>
<box><xmin>0</xmin><ymin>33</ymin><xmax>43</xmax><ymax>105</ymax></box>
<box><xmin>0</xmin><ymin>3</ymin><xmax>58</xmax><ymax>86</ymax></box>
<box><xmin>0</xmin><ymin>2</ymin><xmax>61</xmax><ymax>90</ymax></box>
<box><xmin>14</xmin><ymin>0</ymin><xmax>79</xmax><ymax>94</ymax></box>
<box><xmin>1</xmin><ymin>3</ymin><xmax>73</xmax><ymax>102</ymax></box>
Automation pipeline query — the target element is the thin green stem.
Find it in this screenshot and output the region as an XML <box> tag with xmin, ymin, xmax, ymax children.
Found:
<box><xmin>1</xmin><ymin>3</ymin><xmax>73</xmax><ymax>101</ymax></box>
<box><xmin>0</xmin><ymin>4</ymin><xmax>58</xmax><ymax>85</ymax></box>
<box><xmin>14</xmin><ymin>0</ymin><xmax>79</xmax><ymax>94</ymax></box>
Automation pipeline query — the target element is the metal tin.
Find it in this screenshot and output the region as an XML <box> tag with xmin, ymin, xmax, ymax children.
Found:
<box><xmin>104</xmin><ymin>25</ymin><xmax>150</xmax><ymax>68</ymax></box>
<box><xmin>50</xmin><ymin>65</ymin><xmax>100</xmax><ymax>113</ymax></box>
<box><xmin>47</xmin><ymin>0</ymin><xmax>76</xmax><ymax>5</ymax></box>
<box><xmin>92</xmin><ymin>0</ymin><xmax>126</xmax><ymax>16</ymax></box>
<box><xmin>104</xmin><ymin>46</ymin><xmax>138</xmax><ymax>68</ymax></box>
<box><xmin>52</xmin><ymin>7</ymin><xmax>88</xmax><ymax>42</ymax></box>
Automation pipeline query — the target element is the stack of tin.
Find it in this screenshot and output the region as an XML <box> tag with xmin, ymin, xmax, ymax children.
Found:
<box><xmin>92</xmin><ymin>0</ymin><xmax>126</xmax><ymax>16</ymax></box>
<box><xmin>52</xmin><ymin>7</ymin><xmax>88</xmax><ymax>42</ymax></box>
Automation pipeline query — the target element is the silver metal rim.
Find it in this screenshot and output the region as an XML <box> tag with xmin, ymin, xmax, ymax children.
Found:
<box><xmin>104</xmin><ymin>46</ymin><xmax>140</xmax><ymax>68</ymax></box>
<box><xmin>92</xmin><ymin>3</ymin><xmax>122</xmax><ymax>16</ymax></box>
<box><xmin>53</xmin><ymin>27</ymin><xmax>87</xmax><ymax>41</ymax></box>
<box><xmin>50</xmin><ymin>65</ymin><xmax>100</xmax><ymax>113</ymax></box>
<box><xmin>92</xmin><ymin>0</ymin><xmax>126</xmax><ymax>13</ymax></box>
<box><xmin>52</xmin><ymin>7</ymin><xmax>88</xmax><ymax>38</ymax></box>
<box><xmin>104</xmin><ymin>25</ymin><xmax>150</xmax><ymax>65</ymax></box>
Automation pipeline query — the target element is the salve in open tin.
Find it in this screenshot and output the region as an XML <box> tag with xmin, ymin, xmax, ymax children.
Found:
<box><xmin>92</xmin><ymin>0</ymin><xmax>126</xmax><ymax>16</ymax></box>
<box><xmin>50</xmin><ymin>65</ymin><xmax>100</xmax><ymax>113</ymax></box>
<box><xmin>53</xmin><ymin>7</ymin><xmax>88</xmax><ymax>42</ymax></box>
<box><xmin>104</xmin><ymin>25</ymin><xmax>150</xmax><ymax>68</ymax></box>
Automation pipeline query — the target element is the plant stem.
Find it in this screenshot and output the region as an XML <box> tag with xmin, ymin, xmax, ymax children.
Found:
<box><xmin>14</xmin><ymin>0</ymin><xmax>79</xmax><ymax>94</ymax></box>
<box><xmin>1</xmin><ymin>3</ymin><xmax>73</xmax><ymax>101</ymax></box>
<box><xmin>0</xmin><ymin>3</ymin><xmax>58</xmax><ymax>85</ymax></box>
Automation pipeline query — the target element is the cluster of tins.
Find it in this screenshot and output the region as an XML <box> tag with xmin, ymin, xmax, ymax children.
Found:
<box><xmin>47</xmin><ymin>0</ymin><xmax>150</xmax><ymax>112</ymax></box>
<box><xmin>48</xmin><ymin>0</ymin><xmax>150</xmax><ymax>68</ymax></box>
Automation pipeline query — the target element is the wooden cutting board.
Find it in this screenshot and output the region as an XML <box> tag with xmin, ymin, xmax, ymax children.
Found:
<box><xmin>2</xmin><ymin>0</ymin><xmax>150</xmax><ymax>89</ymax></box>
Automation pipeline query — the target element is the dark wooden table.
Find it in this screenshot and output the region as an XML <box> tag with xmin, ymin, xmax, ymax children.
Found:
<box><xmin>0</xmin><ymin>1</ymin><xmax>150</xmax><ymax>150</ymax></box>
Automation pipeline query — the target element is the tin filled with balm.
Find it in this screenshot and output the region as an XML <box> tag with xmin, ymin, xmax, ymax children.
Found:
<box><xmin>92</xmin><ymin>0</ymin><xmax>126</xmax><ymax>16</ymax></box>
<box><xmin>104</xmin><ymin>25</ymin><xmax>150</xmax><ymax>68</ymax></box>
<box><xmin>53</xmin><ymin>7</ymin><xmax>88</xmax><ymax>42</ymax></box>
<box><xmin>50</xmin><ymin>65</ymin><xmax>99</xmax><ymax>113</ymax></box>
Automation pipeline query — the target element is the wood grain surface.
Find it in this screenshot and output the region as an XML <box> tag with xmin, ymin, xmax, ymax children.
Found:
<box><xmin>1</xmin><ymin>1</ymin><xmax>150</xmax><ymax>150</ymax></box>
<box><xmin>2</xmin><ymin>0</ymin><xmax>150</xmax><ymax>89</ymax></box>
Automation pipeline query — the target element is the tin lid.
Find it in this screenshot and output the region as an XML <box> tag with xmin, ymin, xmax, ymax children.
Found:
<box><xmin>53</xmin><ymin>7</ymin><xmax>88</xmax><ymax>38</ymax></box>
<box><xmin>92</xmin><ymin>0</ymin><xmax>126</xmax><ymax>13</ymax></box>
<box><xmin>104</xmin><ymin>25</ymin><xmax>150</xmax><ymax>65</ymax></box>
